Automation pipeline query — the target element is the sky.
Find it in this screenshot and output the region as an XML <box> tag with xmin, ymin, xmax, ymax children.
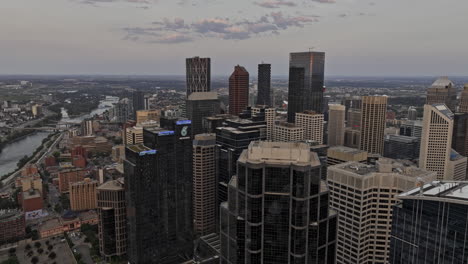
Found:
<box><xmin>1</xmin><ymin>0</ymin><xmax>467</xmax><ymax>76</ymax></box>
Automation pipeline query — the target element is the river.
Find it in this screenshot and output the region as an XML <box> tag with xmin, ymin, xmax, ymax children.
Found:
<box><xmin>0</xmin><ymin>96</ymin><xmax>119</xmax><ymax>177</ymax></box>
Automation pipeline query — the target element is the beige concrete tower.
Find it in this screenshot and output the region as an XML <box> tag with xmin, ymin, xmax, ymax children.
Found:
<box><xmin>69</xmin><ymin>178</ymin><xmax>98</xmax><ymax>211</ymax></box>
<box><xmin>419</xmin><ymin>104</ymin><xmax>467</xmax><ymax>180</ymax></box>
<box><xmin>328</xmin><ymin>159</ymin><xmax>436</xmax><ymax>264</ymax></box>
<box><xmin>426</xmin><ymin>77</ymin><xmax>457</xmax><ymax>112</ymax></box>
<box><xmin>459</xmin><ymin>84</ymin><xmax>468</xmax><ymax>113</ymax></box>
<box><xmin>295</xmin><ymin>111</ymin><xmax>324</xmax><ymax>144</ymax></box>
<box><xmin>273</xmin><ymin>121</ymin><xmax>304</xmax><ymax>142</ymax></box>
<box><xmin>359</xmin><ymin>96</ymin><xmax>387</xmax><ymax>155</ymax></box>
<box><xmin>252</xmin><ymin>106</ymin><xmax>276</xmax><ymax>140</ymax></box>
<box><xmin>192</xmin><ymin>134</ymin><xmax>217</xmax><ymax>236</ymax></box>
<box><xmin>328</xmin><ymin>104</ymin><xmax>345</xmax><ymax>146</ymax></box>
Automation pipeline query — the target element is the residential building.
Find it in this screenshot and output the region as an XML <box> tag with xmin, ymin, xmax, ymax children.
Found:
<box><xmin>328</xmin><ymin>104</ymin><xmax>345</xmax><ymax>146</ymax></box>
<box><xmin>58</xmin><ymin>169</ymin><xmax>88</xmax><ymax>193</ymax></box>
<box><xmin>327</xmin><ymin>159</ymin><xmax>436</xmax><ymax>264</ymax></box>
<box><xmin>390</xmin><ymin>181</ymin><xmax>468</xmax><ymax>264</ymax></box>
<box><xmin>0</xmin><ymin>209</ymin><xmax>25</xmax><ymax>244</ymax></box>
<box><xmin>287</xmin><ymin>51</ymin><xmax>325</xmax><ymax>123</ymax></box>
<box><xmin>97</xmin><ymin>178</ymin><xmax>126</xmax><ymax>259</ymax></box>
<box><xmin>186</xmin><ymin>92</ymin><xmax>220</xmax><ymax>136</ymax></box>
<box><xmin>459</xmin><ymin>84</ymin><xmax>468</xmax><ymax>113</ymax></box>
<box><xmin>273</xmin><ymin>121</ymin><xmax>304</xmax><ymax>142</ymax></box>
<box><xmin>347</xmin><ymin>108</ymin><xmax>361</xmax><ymax>129</ymax></box>
<box><xmin>344</xmin><ymin>128</ymin><xmax>361</xmax><ymax>149</ymax></box>
<box><xmin>359</xmin><ymin>96</ymin><xmax>387</xmax><ymax>155</ymax></box>
<box><xmin>252</xmin><ymin>106</ymin><xmax>275</xmax><ymax>140</ymax></box>
<box><xmin>22</xmin><ymin>189</ymin><xmax>43</xmax><ymax>213</ymax></box>
<box><xmin>125</xmin><ymin>126</ymin><xmax>143</xmax><ymax>145</ymax></box>
<box><xmin>110</xmin><ymin>99</ymin><xmax>130</xmax><ymax>123</ymax></box>
<box><xmin>426</xmin><ymin>76</ymin><xmax>457</xmax><ymax>112</ymax></box>
<box><xmin>193</xmin><ymin>134</ymin><xmax>217</xmax><ymax>236</ymax></box>
<box><xmin>384</xmin><ymin>134</ymin><xmax>419</xmax><ymax>160</ymax></box>
<box><xmin>186</xmin><ymin>57</ymin><xmax>211</xmax><ymax>96</ymax></box>
<box><xmin>400</xmin><ymin>120</ymin><xmax>423</xmax><ymax>141</ymax></box>
<box><xmin>296</xmin><ymin>111</ymin><xmax>324</xmax><ymax>144</ymax></box>
<box><xmin>256</xmin><ymin>63</ymin><xmax>271</xmax><ymax>106</ymax></box>
<box><xmin>220</xmin><ymin>142</ymin><xmax>337</xmax><ymax>264</ymax></box>
<box><xmin>229</xmin><ymin>65</ymin><xmax>249</xmax><ymax>116</ymax></box>
<box><xmin>70</xmin><ymin>178</ymin><xmax>98</xmax><ymax>211</ymax></box>
<box><xmin>327</xmin><ymin>146</ymin><xmax>367</xmax><ymax>166</ymax></box>
<box><xmin>407</xmin><ymin>106</ymin><xmax>418</xmax><ymax>120</ymax></box>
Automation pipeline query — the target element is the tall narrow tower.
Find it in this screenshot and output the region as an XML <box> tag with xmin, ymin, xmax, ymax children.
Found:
<box><xmin>186</xmin><ymin>57</ymin><xmax>211</xmax><ymax>97</ymax></box>
<box><xmin>359</xmin><ymin>96</ymin><xmax>387</xmax><ymax>155</ymax></box>
<box><xmin>256</xmin><ymin>63</ymin><xmax>271</xmax><ymax>106</ymax></box>
<box><xmin>229</xmin><ymin>65</ymin><xmax>249</xmax><ymax>116</ymax></box>
<box><xmin>287</xmin><ymin>51</ymin><xmax>325</xmax><ymax>122</ymax></box>
<box><xmin>426</xmin><ymin>77</ymin><xmax>457</xmax><ymax>112</ymax></box>
<box><xmin>328</xmin><ymin>104</ymin><xmax>346</xmax><ymax>146</ymax></box>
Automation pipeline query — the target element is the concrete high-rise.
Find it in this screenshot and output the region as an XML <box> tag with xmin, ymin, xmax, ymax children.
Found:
<box><xmin>186</xmin><ymin>57</ymin><xmax>211</xmax><ymax>97</ymax></box>
<box><xmin>390</xmin><ymin>181</ymin><xmax>468</xmax><ymax>264</ymax></box>
<box><xmin>97</xmin><ymin>178</ymin><xmax>126</xmax><ymax>259</ymax></box>
<box><xmin>295</xmin><ymin>111</ymin><xmax>324</xmax><ymax>144</ymax></box>
<box><xmin>420</xmin><ymin>104</ymin><xmax>467</xmax><ymax>180</ymax></box>
<box><xmin>125</xmin><ymin>119</ymin><xmax>194</xmax><ymax>264</ymax></box>
<box><xmin>229</xmin><ymin>65</ymin><xmax>249</xmax><ymax>116</ymax></box>
<box><xmin>328</xmin><ymin>104</ymin><xmax>345</xmax><ymax>146</ymax></box>
<box><xmin>256</xmin><ymin>63</ymin><xmax>271</xmax><ymax>106</ymax></box>
<box><xmin>328</xmin><ymin>159</ymin><xmax>436</xmax><ymax>264</ymax></box>
<box><xmin>426</xmin><ymin>76</ymin><xmax>457</xmax><ymax>112</ymax></box>
<box><xmin>252</xmin><ymin>106</ymin><xmax>275</xmax><ymax>140</ymax></box>
<box><xmin>273</xmin><ymin>121</ymin><xmax>304</xmax><ymax>142</ymax></box>
<box><xmin>287</xmin><ymin>51</ymin><xmax>325</xmax><ymax>123</ymax></box>
<box><xmin>459</xmin><ymin>84</ymin><xmax>468</xmax><ymax>113</ymax></box>
<box><xmin>407</xmin><ymin>106</ymin><xmax>418</xmax><ymax>120</ymax></box>
<box><xmin>192</xmin><ymin>134</ymin><xmax>217</xmax><ymax>236</ymax></box>
<box><xmin>69</xmin><ymin>178</ymin><xmax>98</xmax><ymax>211</ymax></box>
<box><xmin>327</xmin><ymin>146</ymin><xmax>367</xmax><ymax>166</ymax></box>
<box><xmin>359</xmin><ymin>96</ymin><xmax>387</xmax><ymax>155</ymax></box>
<box><xmin>186</xmin><ymin>92</ymin><xmax>220</xmax><ymax>136</ymax></box>
<box><xmin>220</xmin><ymin>141</ymin><xmax>337</xmax><ymax>264</ymax></box>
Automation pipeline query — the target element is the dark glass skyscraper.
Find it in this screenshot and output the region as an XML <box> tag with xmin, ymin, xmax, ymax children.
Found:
<box><xmin>186</xmin><ymin>57</ymin><xmax>211</xmax><ymax>97</ymax></box>
<box><xmin>256</xmin><ymin>63</ymin><xmax>271</xmax><ymax>106</ymax></box>
<box><xmin>125</xmin><ymin>119</ymin><xmax>194</xmax><ymax>264</ymax></box>
<box><xmin>287</xmin><ymin>52</ymin><xmax>325</xmax><ymax>122</ymax></box>
<box><xmin>186</xmin><ymin>92</ymin><xmax>220</xmax><ymax>136</ymax></box>
<box><xmin>132</xmin><ymin>91</ymin><xmax>145</xmax><ymax>117</ymax></box>
<box><xmin>390</xmin><ymin>181</ymin><xmax>468</xmax><ymax>264</ymax></box>
<box><xmin>220</xmin><ymin>141</ymin><xmax>337</xmax><ymax>264</ymax></box>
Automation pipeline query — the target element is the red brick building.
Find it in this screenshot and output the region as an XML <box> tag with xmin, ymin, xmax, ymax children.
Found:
<box><xmin>58</xmin><ymin>169</ymin><xmax>88</xmax><ymax>193</ymax></box>
<box><xmin>22</xmin><ymin>189</ymin><xmax>43</xmax><ymax>212</ymax></box>
<box><xmin>0</xmin><ymin>209</ymin><xmax>25</xmax><ymax>244</ymax></box>
<box><xmin>44</xmin><ymin>156</ymin><xmax>57</xmax><ymax>167</ymax></box>
<box><xmin>229</xmin><ymin>65</ymin><xmax>249</xmax><ymax>116</ymax></box>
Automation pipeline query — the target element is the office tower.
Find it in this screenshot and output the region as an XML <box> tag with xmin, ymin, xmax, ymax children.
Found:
<box><xmin>342</xmin><ymin>95</ymin><xmax>361</xmax><ymax>114</ymax></box>
<box><xmin>426</xmin><ymin>76</ymin><xmax>457</xmax><ymax>112</ymax></box>
<box><xmin>295</xmin><ymin>111</ymin><xmax>324</xmax><ymax>144</ymax></box>
<box><xmin>400</xmin><ymin>120</ymin><xmax>423</xmax><ymax>140</ymax></box>
<box><xmin>186</xmin><ymin>57</ymin><xmax>211</xmax><ymax>97</ymax></box>
<box><xmin>256</xmin><ymin>63</ymin><xmax>271</xmax><ymax>106</ymax></box>
<box><xmin>252</xmin><ymin>106</ymin><xmax>275</xmax><ymax>140</ymax></box>
<box><xmin>328</xmin><ymin>159</ymin><xmax>436</xmax><ymax>264</ymax></box>
<box><xmin>344</xmin><ymin>128</ymin><xmax>361</xmax><ymax>149</ymax></box>
<box><xmin>347</xmin><ymin>108</ymin><xmax>361</xmax><ymax>128</ymax></box>
<box><xmin>132</xmin><ymin>91</ymin><xmax>145</xmax><ymax>117</ymax></box>
<box><xmin>81</xmin><ymin>119</ymin><xmax>94</xmax><ymax>136</ymax></box>
<box><xmin>459</xmin><ymin>84</ymin><xmax>468</xmax><ymax>113</ymax></box>
<box><xmin>216</xmin><ymin>117</ymin><xmax>267</xmax><ymax>204</ymax></box>
<box><xmin>328</xmin><ymin>104</ymin><xmax>345</xmax><ymax>146</ymax></box>
<box><xmin>136</xmin><ymin>110</ymin><xmax>160</xmax><ymax>124</ymax></box>
<box><xmin>407</xmin><ymin>106</ymin><xmax>418</xmax><ymax>120</ymax></box>
<box><xmin>124</xmin><ymin>126</ymin><xmax>143</xmax><ymax>145</ymax></box>
<box><xmin>390</xmin><ymin>181</ymin><xmax>468</xmax><ymax>264</ymax></box>
<box><xmin>97</xmin><ymin>178</ymin><xmax>126</xmax><ymax>259</ymax></box>
<box><xmin>186</xmin><ymin>92</ymin><xmax>220</xmax><ymax>136</ymax></box>
<box><xmin>453</xmin><ymin>113</ymin><xmax>468</xmax><ymax>157</ymax></box>
<box><xmin>359</xmin><ymin>96</ymin><xmax>387</xmax><ymax>155</ymax></box>
<box><xmin>229</xmin><ymin>65</ymin><xmax>249</xmax><ymax>116</ymax></box>
<box><xmin>327</xmin><ymin>146</ymin><xmax>367</xmax><ymax>166</ymax></box>
<box><xmin>420</xmin><ymin>104</ymin><xmax>467</xmax><ymax>180</ymax></box>
<box><xmin>58</xmin><ymin>169</ymin><xmax>88</xmax><ymax>193</ymax></box>
<box><xmin>273</xmin><ymin>121</ymin><xmax>304</xmax><ymax>142</ymax></box>
<box><xmin>287</xmin><ymin>52</ymin><xmax>326</xmax><ymax>123</ymax></box>
<box><xmin>384</xmin><ymin>135</ymin><xmax>419</xmax><ymax>160</ymax></box>
<box><xmin>111</xmin><ymin>99</ymin><xmax>130</xmax><ymax>123</ymax></box>
<box><xmin>125</xmin><ymin>120</ymin><xmax>193</xmax><ymax>264</ymax></box>
<box><xmin>69</xmin><ymin>178</ymin><xmax>98</xmax><ymax>211</ymax></box>
<box><xmin>192</xmin><ymin>134</ymin><xmax>216</xmax><ymax>236</ymax></box>
<box><xmin>220</xmin><ymin>142</ymin><xmax>338</xmax><ymax>264</ymax></box>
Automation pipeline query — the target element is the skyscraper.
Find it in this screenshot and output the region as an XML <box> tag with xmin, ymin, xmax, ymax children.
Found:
<box><xmin>252</xmin><ymin>106</ymin><xmax>275</xmax><ymax>140</ymax></box>
<box><xmin>229</xmin><ymin>65</ymin><xmax>249</xmax><ymax>116</ymax></box>
<box><xmin>256</xmin><ymin>63</ymin><xmax>271</xmax><ymax>106</ymax></box>
<box><xmin>192</xmin><ymin>134</ymin><xmax>217</xmax><ymax>236</ymax></box>
<box><xmin>327</xmin><ymin>104</ymin><xmax>345</xmax><ymax>146</ymax></box>
<box><xmin>97</xmin><ymin>178</ymin><xmax>126</xmax><ymax>259</ymax></box>
<box><xmin>407</xmin><ymin>106</ymin><xmax>418</xmax><ymax>120</ymax></box>
<box><xmin>186</xmin><ymin>57</ymin><xmax>211</xmax><ymax>97</ymax></box>
<box><xmin>426</xmin><ymin>76</ymin><xmax>457</xmax><ymax>112</ymax></box>
<box><xmin>328</xmin><ymin>159</ymin><xmax>436</xmax><ymax>264</ymax></box>
<box><xmin>419</xmin><ymin>104</ymin><xmax>467</xmax><ymax>180</ymax></box>
<box><xmin>287</xmin><ymin>51</ymin><xmax>325</xmax><ymax>123</ymax></box>
<box><xmin>452</xmin><ymin>113</ymin><xmax>468</xmax><ymax>158</ymax></box>
<box><xmin>220</xmin><ymin>141</ymin><xmax>337</xmax><ymax>264</ymax></box>
<box><xmin>459</xmin><ymin>84</ymin><xmax>468</xmax><ymax>113</ymax></box>
<box><xmin>359</xmin><ymin>96</ymin><xmax>387</xmax><ymax>155</ymax></box>
<box><xmin>186</xmin><ymin>92</ymin><xmax>220</xmax><ymax>136</ymax></box>
<box><xmin>295</xmin><ymin>111</ymin><xmax>324</xmax><ymax>144</ymax></box>
<box><xmin>132</xmin><ymin>91</ymin><xmax>145</xmax><ymax>117</ymax></box>
<box><xmin>69</xmin><ymin>178</ymin><xmax>98</xmax><ymax>211</ymax></box>
<box><xmin>384</xmin><ymin>135</ymin><xmax>420</xmax><ymax>160</ymax></box>
<box><xmin>390</xmin><ymin>181</ymin><xmax>468</xmax><ymax>264</ymax></box>
<box><xmin>125</xmin><ymin>120</ymin><xmax>194</xmax><ymax>264</ymax></box>
<box><xmin>273</xmin><ymin>121</ymin><xmax>304</xmax><ymax>142</ymax></box>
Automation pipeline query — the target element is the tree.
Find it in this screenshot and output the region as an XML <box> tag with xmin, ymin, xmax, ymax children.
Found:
<box><xmin>48</xmin><ymin>252</ymin><xmax>56</xmax><ymax>259</ymax></box>
<box><xmin>25</xmin><ymin>244</ymin><xmax>31</xmax><ymax>251</ymax></box>
<box><xmin>30</xmin><ymin>256</ymin><xmax>39</xmax><ymax>264</ymax></box>
<box><xmin>1</xmin><ymin>256</ymin><xmax>19</xmax><ymax>264</ymax></box>
<box><xmin>52</xmin><ymin>151</ymin><xmax>60</xmax><ymax>159</ymax></box>
<box><xmin>34</xmin><ymin>242</ymin><xmax>41</xmax><ymax>248</ymax></box>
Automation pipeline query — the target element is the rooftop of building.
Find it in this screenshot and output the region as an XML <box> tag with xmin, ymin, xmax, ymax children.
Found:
<box><xmin>399</xmin><ymin>181</ymin><xmax>468</xmax><ymax>203</ymax></box>
<box><xmin>431</xmin><ymin>104</ymin><xmax>454</xmax><ymax>120</ymax></box>
<box><xmin>431</xmin><ymin>76</ymin><xmax>454</xmax><ymax>89</ymax></box>
<box><xmin>71</xmin><ymin>178</ymin><xmax>98</xmax><ymax>187</ymax></box>
<box><xmin>275</xmin><ymin>121</ymin><xmax>301</xmax><ymax>129</ymax></box>
<box><xmin>200</xmin><ymin>233</ymin><xmax>221</xmax><ymax>253</ymax></box>
<box><xmin>385</xmin><ymin>134</ymin><xmax>419</xmax><ymax>143</ymax></box>
<box><xmin>298</xmin><ymin>110</ymin><xmax>323</xmax><ymax>116</ymax></box>
<box><xmin>0</xmin><ymin>209</ymin><xmax>23</xmax><ymax>221</ymax></box>
<box><xmin>328</xmin><ymin>146</ymin><xmax>367</xmax><ymax>155</ymax></box>
<box><xmin>193</xmin><ymin>133</ymin><xmax>216</xmax><ymax>145</ymax></box>
<box><xmin>240</xmin><ymin>141</ymin><xmax>320</xmax><ymax>167</ymax></box>
<box><xmin>450</xmin><ymin>149</ymin><xmax>465</xmax><ymax>161</ymax></box>
<box><xmin>330</xmin><ymin>158</ymin><xmax>434</xmax><ymax>178</ymax></box>
<box><xmin>127</xmin><ymin>144</ymin><xmax>152</xmax><ymax>153</ymax></box>
<box><xmin>187</xmin><ymin>92</ymin><xmax>218</xmax><ymax>101</ymax></box>
<box><xmin>97</xmin><ymin>178</ymin><xmax>124</xmax><ymax>191</ymax></box>
<box><xmin>23</xmin><ymin>189</ymin><xmax>41</xmax><ymax>199</ymax></box>
<box><xmin>38</xmin><ymin>218</ymin><xmax>62</xmax><ymax>231</ymax></box>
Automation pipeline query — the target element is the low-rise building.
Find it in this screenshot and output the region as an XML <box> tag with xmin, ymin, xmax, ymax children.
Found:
<box><xmin>0</xmin><ymin>209</ymin><xmax>25</xmax><ymax>244</ymax></box>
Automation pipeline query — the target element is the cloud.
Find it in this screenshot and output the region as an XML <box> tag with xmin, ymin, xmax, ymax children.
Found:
<box><xmin>310</xmin><ymin>0</ymin><xmax>335</xmax><ymax>3</ymax></box>
<box><xmin>123</xmin><ymin>12</ymin><xmax>318</xmax><ymax>43</ymax></box>
<box><xmin>255</xmin><ymin>0</ymin><xmax>297</xmax><ymax>8</ymax></box>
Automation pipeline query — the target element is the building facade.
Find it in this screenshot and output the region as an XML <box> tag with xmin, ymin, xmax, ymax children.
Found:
<box><xmin>384</xmin><ymin>134</ymin><xmax>419</xmax><ymax>160</ymax></box>
<box><xmin>327</xmin><ymin>146</ymin><xmax>367</xmax><ymax>166</ymax></box>
<box><xmin>0</xmin><ymin>209</ymin><xmax>25</xmax><ymax>245</ymax></box>
<box><xmin>359</xmin><ymin>96</ymin><xmax>387</xmax><ymax>155</ymax></box>
<box><xmin>327</xmin><ymin>159</ymin><xmax>436</xmax><ymax>264</ymax></box>
<box><xmin>296</xmin><ymin>111</ymin><xmax>324</xmax><ymax>144</ymax></box>
<box><xmin>186</xmin><ymin>92</ymin><xmax>220</xmax><ymax>136</ymax></box>
<box><xmin>390</xmin><ymin>181</ymin><xmax>468</xmax><ymax>264</ymax></box>
<box><xmin>328</xmin><ymin>104</ymin><xmax>345</xmax><ymax>146</ymax></box>
<box><xmin>426</xmin><ymin>76</ymin><xmax>457</xmax><ymax>112</ymax></box>
<box><xmin>220</xmin><ymin>142</ymin><xmax>337</xmax><ymax>264</ymax></box>
<box><xmin>186</xmin><ymin>57</ymin><xmax>211</xmax><ymax>96</ymax></box>
<box><xmin>70</xmin><ymin>178</ymin><xmax>98</xmax><ymax>211</ymax></box>
<box><xmin>256</xmin><ymin>63</ymin><xmax>271</xmax><ymax>106</ymax></box>
<box><xmin>229</xmin><ymin>65</ymin><xmax>249</xmax><ymax>116</ymax></box>
<box><xmin>273</xmin><ymin>122</ymin><xmax>304</xmax><ymax>142</ymax></box>
<box><xmin>136</xmin><ymin>110</ymin><xmax>160</xmax><ymax>124</ymax></box>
